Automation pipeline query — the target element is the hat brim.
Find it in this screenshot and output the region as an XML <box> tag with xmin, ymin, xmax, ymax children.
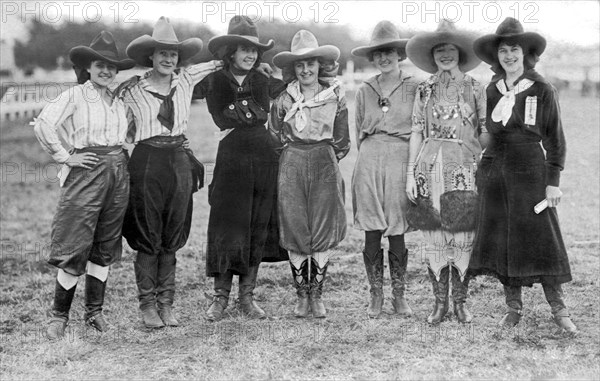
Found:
<box><xmin>406</xmin><ymin>31</ymin><xmax>481</xmax><ymax>74</ymax></box>
<box><xmin>473</xmin><ymin>32</ymin><xmax>546</xmax><ymax>66</ymax></box>
<box><xmin>126</xmin><ymin>35</ymin><xmax>203</xmax><ymax>67</ymax></box>
<box><xmin>69</xmin><ymin>46</ymin><xmax>136</xmax><ymax>70</ymax></box>
<box><xmin>351</xmin><ymin>39</ymin><xmax>408</xmax><ymax>58</ymax></box>
<box><xmin>273</xmin><ymin>45</ymin><xmax>340</xmax><ymax>69</ymax></box>
<box><xmin>207</xmin><ymin>35</ymin><xmax>274</xmax><ymax>59</ymax></box>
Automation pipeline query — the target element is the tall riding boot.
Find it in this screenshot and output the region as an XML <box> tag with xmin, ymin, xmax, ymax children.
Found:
<box><xmin>156</xmin><ymin>251</ymin><xmax>178</xmax><ymax>326</ymax></box>
<box><xmin>543</xmin><ymin>283</ymin><xmax>577</xmax><ymax>333</ymax></box>
<box><xmin>362</xmin><ymin>249</ymin><xmax>384</xmax><ymax>318</ymax></box>
<box><xmin>206</xmin><ymin>271</ymin><xmax>233</xmax><ymax>322</ymax></box>
<box><xmin>451</xmin><ymin>267</ymin><xmax>472</xmax><ymax>323</ymax></box>
<box><xmin>427</xmin><ymin>267</ymin><xmax>449</xmax><ymax>325</ymax></box>
<box><xmin>47</xmin><ymin>280</ymin><xmax>77</xmax><ymax>340</ymax></box>
<box><xmin>134</xmin><ymin>252</ymin><xmax>164</xmax><ymax>328</ymax></box>
<box><xmin>499</xmin><ymin>285</ymin><xmax>523</xmax><ymax>327</ymax></box>
<box><xmin>239</xmin><ymin>266</ymin><xmax>266</xmax><ymax>319</ymax></box>
<box><xmin>290</xmin><ymin>260</ymin><xmax>310</xmax><ymax>318</ymax></box>
<box><xmin>309</xmin><ymin>257</ymin><xmax>329</xmax><ymax>319</ymax></box>
<box><xmin>84</xmin><ymin>275</ymin><xmax>109</xmax><ymax>332</ymax></box>
<box><xmin>389</xmin><ymin>249</ymin><xmax>413</xmax><ymax>316</ymax></box>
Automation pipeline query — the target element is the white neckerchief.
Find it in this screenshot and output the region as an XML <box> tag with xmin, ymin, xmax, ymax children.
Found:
<box><xmin>284</xmin><ymin>80</ymin><xmax>340</xmax><ymax>132</ymax></box>
<box><xmin>492</xmin><ymin>78</ymin><xmax>534</xmax><ymax>126</ymax></box>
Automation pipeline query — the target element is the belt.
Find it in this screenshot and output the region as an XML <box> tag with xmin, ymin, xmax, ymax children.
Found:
<box><xmin>138</xmin><ymin>135</ymin><xmax>185</xmax><ymax>149</ymax></box>
<box><xmin>75</xmin><ymin>146</ymin><xmax>123</xmax><ymax>155</ymax></box>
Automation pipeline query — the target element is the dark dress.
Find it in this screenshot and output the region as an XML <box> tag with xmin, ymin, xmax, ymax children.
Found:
<box><xmin>193</xmin><ymin>69</ymin><xmax>288</xmax><ymax>277</ymax></box>
<box><xmin>469</xmin><ymin>70</ymin><xmax>571</xmax><ymax>286</ymax></box>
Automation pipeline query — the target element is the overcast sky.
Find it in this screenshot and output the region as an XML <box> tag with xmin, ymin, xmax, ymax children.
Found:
<box><xmin>1</xmin><ymin>1</ymin><xmax>599</xmax><ymax>47</ymax></box>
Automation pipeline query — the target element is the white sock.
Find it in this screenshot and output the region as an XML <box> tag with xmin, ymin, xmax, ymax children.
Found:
<box><xmin>86</xmin><ymin>262</ymin><xmax>109</xmax><ymax>282</ymax></box>
<box><xmin>57</xmin><ymin>269</ymin><xmax>79</xmax><ymax>290</ymax></box>
<box><xmin>288</xmin><ymin>251</ymin><xmax>307</xmax><ymax>269</ymax></box>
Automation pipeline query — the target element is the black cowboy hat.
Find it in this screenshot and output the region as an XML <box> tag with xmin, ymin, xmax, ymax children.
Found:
<box><xmin>208</xmin><ymin>16</ymin><xmax>274</xmax><ymax>59</ymax></box>
<box><xmin>69</xmin><ymin>31</ymin><xmax>135</xmax><ymax>70</ymax></box>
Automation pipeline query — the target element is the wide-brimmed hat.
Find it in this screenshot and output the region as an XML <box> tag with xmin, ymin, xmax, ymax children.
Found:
<box><xmin>69</xmin><ymin>31</ymin><xmax>135</xmax><ymax>70</ymax></box>
<box><xmin>406</xmin><ymin>19</ymin><xmax>481</xmax><ymax>73</ymax></box>
<box><xmin>126</xmin><ymin>16</ymin><xmax>203</xmax><ymax>67</ymax></box>
<box><xmin>351</xmin><ymin>21</ymin><xmax>408</xmax><ymax>58</ymax></box>
<box><xmin>208</xmin><ymin>16</ymin><xmax>274</xmax><ymax>59</ymax></box>
<box><xmin>273</xmin><ymin>30</ymin><xmax>340</xmax><ymax>69</ymax></box>
<box><xmin>473</xmin><ymin>17</ymin><xmax>546</xmax><ymax>65</ymax></box>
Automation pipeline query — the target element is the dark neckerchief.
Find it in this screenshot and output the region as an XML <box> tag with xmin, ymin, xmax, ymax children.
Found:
<box><xmin>146</xmin><ymin>86</ymin><xmax>177</xmax><ymax>131</ymax></box>
<box><xmin>229</xmin><ymin>65</ymin><xmax>251</xmax><ymax>76</ymax></box>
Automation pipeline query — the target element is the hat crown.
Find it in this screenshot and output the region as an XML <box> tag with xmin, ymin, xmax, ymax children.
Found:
<box><xmin>227</xmin><ymin>15</ymin><xmax>259</xmax><ymax>38</ymax></box>
<box><xmin>435</xmin><ymin>19</ymin><xmax>458</xmax><ymax>34</ymax></box>
<box><xmin>290</xmin><ymin>30</ymin><xmax>320</xmax><ymax>53</ymax></box>
<box><xmin>496</xmin><ymin>17</ymin><xmax>525</xmax><ymax>36</ymax></box>
<box><xmin>88</xmin><ymin>30</ymin><xmax>119</xmax><ymax>59</ymax></box>
<box><xmin>151</xmin><ymin>16</ymin><xmax>179</xmax><ymax>43</ymax></box>
<box><xmin>370</xmin><ymin>20</ymin><xmax>400</xmax><ymax>44</ymax></box>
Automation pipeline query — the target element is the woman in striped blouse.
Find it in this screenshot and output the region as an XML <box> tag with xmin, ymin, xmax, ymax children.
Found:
<box><xmin>118</xmin><ymin>17</ymin><xmax>222</xmax><ymax>328</ymax></box>
<box><xmin>34</xmin><ymin>31</ymin><xmax>135</xmax><ymax>340</ymax></box>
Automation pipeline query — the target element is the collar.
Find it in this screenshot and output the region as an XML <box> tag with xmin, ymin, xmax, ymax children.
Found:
<box><xmin>140</xmin><ymin>69</ymin><xmax>180</xmax><ymax>93</ymax></box>
<box><xmin>364</xmin><ymin>71</ymin><xmax>412</xmax><ymax>98</ymax></box>
<box><xmin>491</xmin><ymin>77</ymin><xmax>535</xmax><ymax>126</ymax></box>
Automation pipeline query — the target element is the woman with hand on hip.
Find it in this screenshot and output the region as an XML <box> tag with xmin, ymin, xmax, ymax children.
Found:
<box><xmin>350</xmin><ymin>21</ymin><xmax>418</xmax><ymax>318</ymax></box>
<box><xmin>469</xmin><ymin>18</ymin><xmax>576</xmax><ymax>334</ymax></box>
<box><xmin>270</xmin><ymin>30</ymin><xmax>350</xmax><ymax>318</ymax></box>
<box><xmin>405</xmin><ymin>20</ymin><xmax>488</xmax><ymax>324</ymax></box>
<box><xmin>119</xmin><ymin>17</ymin><xmax>222</xmax><ymax>328</ymax></box>
<box><xmin>34</xmin><ymin>31</ymin><xmax>135</xmax><ymax>339</ymax></box>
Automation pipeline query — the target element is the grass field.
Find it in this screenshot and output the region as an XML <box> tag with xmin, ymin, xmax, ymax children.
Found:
<box><xmin>1</xmin><ymin>89</ymin><xmax>599</xmax><ymax>380</ymax></box>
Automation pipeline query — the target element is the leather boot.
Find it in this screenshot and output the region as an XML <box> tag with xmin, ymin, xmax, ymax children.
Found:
<box><xmin>47</xmin><ymin>280</ymin><xmax>77</xmax><ymax>340</ymax></box>
<box><xmin>239</xmin><ymin>266</ymin><xmax>266</xmax><ymax>319</ymax></box>
<box><xmin>84</xmin><ymin>275</ymin><xmax>109</xmax><ymax>332</ymax></box>
<box><xmin>451</xmin><ymin>267</ymin><xmax>472</xmax><ymax>323</ymax></box>
<box><xmin>543</xmin><ymin>283</ymin><xmax>577</xmax><ymax>334</ymax></box>
<box><xmin>290</xmin><ymin>260</ymin><xmax>309</xmax><ymax>318</ymax></box>
<box><xmin>427</xmin><ymin>267</ymin><xmax>449</xmax><ymax>325</ymax></box>
<box><xmin>206</xmin><ymin>290</ymin><xmax>229</xmax><ymax>322</ymax></box>
<box><xmin>389</xmin><ymin>249</ymin><xmax>413</xmax><ymax>316</ymax></box>
<box><xmin>156</xmin><ymin>251</ymin><xmax>178</xmax><ymax>326</ymax></box>
<box><xmin>499</xmin><ymin>285</ymin><xmax>523</xmax><ymax>327</ymax></box>
<box><xmin>309</xmin><ymin>257</ymin><xmax>328</xmax><ymax>319</ymax></box>
<box><xmin>362</xmin><ymin>249</ymin><xmax>384</xmax><ymax>318</ymax></box>
<box><xmin>134</xmin><ymin>252</ymin><xmax>164</xmax><ymax>329</ymax></box>
<box><xmin>206</xmin><ymin>272</ymin><xmax>233</xmax><ymax>322</ymax></box>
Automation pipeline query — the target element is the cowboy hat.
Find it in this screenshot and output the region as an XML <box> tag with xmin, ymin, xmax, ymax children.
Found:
<box><xmin>273</xmin><ymin>30</ymin><xmax>340</xmax><ymax>69</ymax></box>
<box><xmin>351</xmin><ymin>21</ymin><xmax>408</xmax><ymax>58</ymax></box>
<box><xmin>69</xmin><ymin>31</ymin><xmax>135</xmax><ymax>70</ymax></box>
<box><xmin>406</xmin><ymin>19</ymin><xmax>481</xmax><ymax>74</ymax></box>
<box><xmin>473</xmin><ymin>17</ymin><xmax>546</xmax><ymax>66</ymax></box>
<box><xmin>208</xmin><ymin>15</ymin><xmax>274</xmax><ymax>59</ymax></box>
<box><xmin>126</xmin><ymin>16</ymin><xmax>203</xmax><ymax>67</ymax></box>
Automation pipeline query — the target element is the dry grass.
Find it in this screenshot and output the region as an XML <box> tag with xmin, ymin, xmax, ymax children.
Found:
<box><xmin>1</xmin><ymin>90</ymin><xmax>598</xmax><ymax>380</ymax></box>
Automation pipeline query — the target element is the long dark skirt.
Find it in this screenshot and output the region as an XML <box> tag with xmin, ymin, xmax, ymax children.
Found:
<box><xmin>206</xmin><ymin>127</ymin><xmax>288</xmax><ymax>277</ymax></box>
<box><xmin>469</xmin><ymin>138</ymin><xmax>572</xmax><ymax>286</ymax></box>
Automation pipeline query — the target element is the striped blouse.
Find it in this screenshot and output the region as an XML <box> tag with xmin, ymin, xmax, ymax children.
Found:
<box><xmin>34</xmin><ymin>80</ymin><xmax>128</xmax><ymax>163</ymax></box>
<box><xmin>121</xmin><ymin>62</ymin><xmax>219</xmax><ymax>143</ymax></box>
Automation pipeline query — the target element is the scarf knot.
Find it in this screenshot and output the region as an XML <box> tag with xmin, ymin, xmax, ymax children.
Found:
<box><xmin>283</xmin><ymin>80</ymin><xmax>340</xmax><ymax>132</ymax></box>
<box><xmin>492</xmin><ymin>78</ymin><xmax>534</xmax><ymax>126</ymax></box>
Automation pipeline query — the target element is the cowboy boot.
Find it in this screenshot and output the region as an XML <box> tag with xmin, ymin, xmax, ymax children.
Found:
<box><xmin>47</xmin><ymin>280</ymin><xmax>77</xmax><ymax>340</ymax></box>
<box><xmin>84</xmin><ymin>275</ymin><xmax>109</xmax><ymax>332</ymax></box>
<box><xmin>206</xmin><ymin>271</ymin><xmax>233</xmax><ymax>322</ymax></box>
<box><xmin>499</xmin><ymin>285</ymin><xmax>523</xmax><ymax>327</ymax></box>
<box><xmin>309</xmin><ymin>257</ymin><xmax>328</xmax><ymax>319</ymax></box>
<box><xmin>451</xmin><ymin>267</ymin><xmax>472</xmax><ymax>323</ymax></box>
<box><xmin>290</xmin><ymin>260</ymin><xmax>310</xmax><ymax>318</ymax></box>
<box><xmin>389</xmin><ymin>249</ymin><xmax>413</xmax><ymax>316</ymax></box>
<box><xmin>543</xmin><ymin>283</ymin><xmax>577</xmax><ymax>334</ymax></box>
<box><xmin>239</xmin><ymin>266</ymin><xmax>266</xmax><ymax>319</ymax></box>
<box><xmin>134</xmin><ymin>252</ymin><xmax>164</xmax><ymax>328</ymax></box>
<box><xmin>427</xmin><ymin>267</ymin><xmax>449</xmax><ymax>325</ymax></box>
<box><xmin>362</xmin><ymin>249</ymin><xmax>384</xmax><ymax>318</ymax></box>
<box><xmin>156</xmin><ymin>251</ymin><xmax>178</xmax><ymax>326</ymax></box>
